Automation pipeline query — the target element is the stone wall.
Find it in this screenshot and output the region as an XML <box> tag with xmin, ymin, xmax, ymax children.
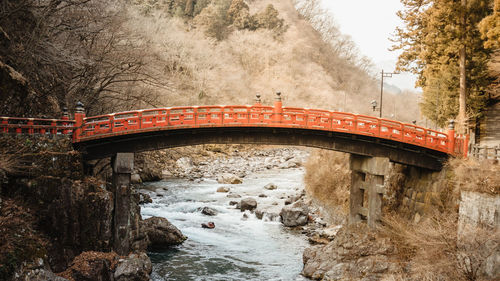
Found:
<box><xmin>459</xmin><ymin>191</ymin><xmax>500</xmax><ymax>231</ymax></box>
<box><xmin>391</xmin><ymin>166</ymin><xmax>448</xmax><ymax>221</ymax></box>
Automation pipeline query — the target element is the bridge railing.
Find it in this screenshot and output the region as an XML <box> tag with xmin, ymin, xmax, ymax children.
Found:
<box><xmin>0</xmin><ymin>100</ymin><xmax>469</xmax><ymax>157</ymax></box>
<box><xmin>73</xmin><ymin>105</ymin><xmax>458</xmax><ymax>155</ymax></box>
<box><xmin>0</xmin><ymin>117</ymin><xmax>74</xmax><ymax>135</ymax></box>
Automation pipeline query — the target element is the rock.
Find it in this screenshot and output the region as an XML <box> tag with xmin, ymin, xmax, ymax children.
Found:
<box><xmin>229</xmin><ymin>201</ymin><xmax>238</xmax><ymax>206</ymax></box>
<box><xmin>285</xmin><ymin>195</ymin><xmax>298</xmax><ymax>205</ymax></box>
<box><xmin>255</xmin><ymin>210</ymin><xmax>264</xmax><ymax>220</ymax></box>
<box><xmin>217</xmin><ymin>173</ymin><xmax>243</xmax><ymax>184</ymax></box>
<box><xmin>201</xmin><ymin>222</ymin><xmax>215</xmax><ymax>229</ymax></box>
<box><xmin>240</xmin><ymin>198</ymin><xmax>257</xmax><ymax>212</ymax></box>
<box><xmin>308</xmin><ymin>235</ymin><xmax>331</xmax><ymax>245</ymax></box>
<box><xmin>481</xmin><ymin>246</ymin><xmax>500</xmax><ymax>279</ymax></box>
<box><xmin>301</xmin><ymin>223</ymin><xmax>401</xmax><ymax>280</ymax></box>
<box><xmin>217</xmin><ymin>186</ymin><xmax>230</xmax><ymax>193</ymax></box>
<box><xmin>161</xmin><ymin>169</ymin><xmax>173</xmax><ymax>178</ymax></box>
<box><xmin>138</xmin><ymin>193</ymin><xmax>152</xmax><ymax>204</ymax></box>
<box><xmin>242</xmin><ymin>213</ymin><xmax>249</xmax><ymax>220</ymax></box>
<box><xmin>201</xmin><ymin>206</ymin><xmax>218</xmax><ymax>216</ymax></box>
<box><xmin>58</xmin><ymin>251</ymin><xmax>119</xmax><ymax>281</ymax></box>
<box><xmin>114</xmin><ymin>252</ymin><xmax>152</xmax><ymax>281</ymax></box>
<box><xmin>131</xmin><ymin>173</ymin><xmax>142</xmax><ymax>184</ymax></box>
<box><xmin>264</xmin><ymin>183</ymin><xmax>277</xmax><ymax>190</ymax></box>
<box><xmin>322</xmin><ymin>225</ymin><xmax>342</xmax><ymax>240</ymax></box>
<box><xmin>141</xmin><ymin>217</ymin><xmax>187</xmax><ymax>250</ymax></box>
<box><xmin>13</xmin><ymin>258</ymin><xmax>69</xmax><ymax>281</ymax></box>
<box><xmin>176</xmin><ymin>157</ymin><xmax>193</xmax><ymax>173</ymax></box>
<box><xmin>279</xmin><ymin>205</ymin><xmax>309</xmax><ymax>227</ymax></box>
<box><xmin>226</xmin><ymin>193</ymin><xmax>241</xmax><ymax>198</ymax></box>
<box><xmin>258</xmin><ymin>194</ymin><xmax>267</xmax><ymax>198</ymax></box>
<box><xmin>278</xmin><ymin>159</ymin><xmax>300</xmax><ymax>169</ymax></box>
<box><xmin>272</xmin><ymin>202</ymin><xmax>279</xmax><ymax>205</ymax></box>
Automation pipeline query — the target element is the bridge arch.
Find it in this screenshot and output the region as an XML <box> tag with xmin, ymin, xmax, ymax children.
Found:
<box><xmin>75</xmin><ymin>126</ymin><xmax>447</xmax><ymax>170</ymax></box>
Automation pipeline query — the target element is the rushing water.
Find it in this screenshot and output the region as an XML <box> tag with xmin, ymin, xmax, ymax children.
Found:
<box><xmin>140</xmin><ymin>168</ymin><xmax>310</xmax><ymax>281</ymax></box>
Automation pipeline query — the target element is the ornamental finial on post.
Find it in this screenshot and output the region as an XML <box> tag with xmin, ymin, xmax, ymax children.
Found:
<box><xmin>447</xmin><ymin>119</ymin><xmax>456</xmax><ymax>154</ymax></box>
<box><xmin>255</xmin><ymin>94</ymin><xmax>262</xmax><ymax>104</ymax></box>
<box><xmin>448</xmin><ymin>119</ymin><xmax>455</xmax><ymax>130</ymax></box>
<box><xmin>275</xmin><ymin>92</ymin><xmax>282</xmax><ymax>102</ymax></box>
<box><xmin>62</xmin><ymin>106</ymin><xmax>69</xmax><ymax>118</ymax></box>
<box><xmin>75</xmin><ymin>101</ymin><xmax>85</xmax><ymax>113</ymax></box>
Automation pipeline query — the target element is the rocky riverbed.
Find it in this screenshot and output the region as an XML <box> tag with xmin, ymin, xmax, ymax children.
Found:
<box><xmin>134</xmin><ymin>146</ymin><xmax>340</xmax><ymax>280</ymax></box>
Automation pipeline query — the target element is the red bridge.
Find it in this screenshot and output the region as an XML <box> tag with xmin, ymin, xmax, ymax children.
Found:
<box><xmin>0</xmin><ymin>94</ymin><xmax>468</xmax><ymax>170</ymax></box>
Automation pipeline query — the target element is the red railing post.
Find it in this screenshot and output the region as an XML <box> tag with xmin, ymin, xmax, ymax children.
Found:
<box><xmin>1</xmin><ymin>117</ymin><xmax>8</xmax><ymax>133</ymax></box>
<box><xmin>447</xmin><ymin>119</ymin><xmax>456</xmax><ymax>155</ymax></box>
<box><xmin>73</xmin><ymin>102</ymin><xmax>85</xmax><ymax>142</ymax></box>
<box><xmin>27</xmin><ymin>118</ymin><xmax>34</xmax><ymax>134</ymax></box>
<box><xmin>273</xmin><ymin>92</ymin><xmax>283</xmax><ymax>123</ymax></box>
<box><xmin>50</xmin><ymin>120</ymin><xmax>57</xmax><ymax>135</ymax></box>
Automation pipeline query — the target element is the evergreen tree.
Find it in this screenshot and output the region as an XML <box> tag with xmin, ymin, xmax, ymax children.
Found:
<box><xmin>392</xmin><ymin>0</ymin><xmax>494</xmax><ymax>128</ymax></box>
<box><xmin>479</xmin><ymin>0</ymin><xmax>500</xmax><ymax>49</ymax></box>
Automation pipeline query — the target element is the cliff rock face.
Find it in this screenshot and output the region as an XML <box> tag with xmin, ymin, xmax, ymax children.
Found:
<box><xmin>31</xmin><ymin>177</ymin><xmax>114</xmax><ymax>271</ymax></box>
<box><xmin>0</xmin><ymin>136</ymin><xmax>162</xmax><ymax>280</ymax></box>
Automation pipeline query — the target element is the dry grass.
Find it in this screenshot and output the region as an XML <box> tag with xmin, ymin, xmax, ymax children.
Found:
<box><xmin>304</xmin><ymin>149</ymin><xmax>350</xmax><ymax>223</ymax></box>
<box><xmin>382</xmin><ymin>212</ymin><xmax>500</xmax><ymax>281</ymax></box>
<box><xmin>0</xmin><ymin>154</ymin><xmax>18</xmax><ymax>175</ymax></box>
<box><xmin>448</xmin><ymin>158</ymin><xmax>500</xmax><ymax>195</ymax></box>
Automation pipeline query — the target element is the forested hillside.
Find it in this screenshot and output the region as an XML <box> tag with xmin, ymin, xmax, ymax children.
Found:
<box><xmin>0</xmin><ymin>0</ymin><xmax>421</xmax><ymax>122</ymax></box>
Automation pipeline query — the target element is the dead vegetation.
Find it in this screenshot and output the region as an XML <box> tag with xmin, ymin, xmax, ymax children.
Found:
<box><xmin>380</xmin><ymin>158</ymin><xmax>500</xmax><ymax>280</ymax></box>
<box><xmin>448</xmin><ymin>158</ymin><xmax>500</xmax><ymax>195</ymax></box>
<box><xmin>304</xmin><ymin>149</ymin><xmax>350</xmax><ymax>223</ymax></box>
<box><xmin>382</xmin><ymin>211</ymin><xmax>500</xmax><ymax>281</ymax></box>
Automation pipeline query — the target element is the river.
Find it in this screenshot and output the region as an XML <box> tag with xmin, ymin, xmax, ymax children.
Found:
<box><xmin>140</xmin><ymin>167</ymin><xmax>310</xmax><ymax>281</ymax></box>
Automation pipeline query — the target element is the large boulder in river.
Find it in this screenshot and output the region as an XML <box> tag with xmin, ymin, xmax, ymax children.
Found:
<box><xmin>141</xmin><ymin>217</ymin><xmax>187</xmax><ymax>250</ymax></box>
<box><xmin>264</xmin><ymin>183</ymin><xmax>277</xmax><ymax>190</ymax></box>
<box><xmin>201</xmin><ymin>206</ymin><xmax>218</xmax><ymax>216</ymax></box>
<box><xmin>217</xmin><ymin>186</ymin><xmax>230</xmax><ymax>193</ymax></box>
<box><xmin>240</xmin><ymin>198</ymin><xmax>257</xmax><ymax>212</ymax></box>
<box><xmin>280</xmin><ymin>205</ymin><xmax>309</xmax><ymax>227</ymax></box>
<box><xmin>217</xmin><ymin>173</ymin><xmax>243</xmax><ymax>184</ymax></box>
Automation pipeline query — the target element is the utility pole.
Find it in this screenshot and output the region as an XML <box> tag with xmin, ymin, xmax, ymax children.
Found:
<box><xmin>380</xmin><ymin>70</ymin><xmax>398</xmax><ymax>118</ymax></box>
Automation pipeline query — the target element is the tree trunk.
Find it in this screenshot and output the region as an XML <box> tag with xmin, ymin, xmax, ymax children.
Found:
<box><xmin>185</xmin><ymin>0</ymin><xmax>195</xmax><ymax>16</ymax></box>
<box><xmin>458</xmin><ymin>0</ymin><xmax>467</xmax><ymax>134</ymax></box>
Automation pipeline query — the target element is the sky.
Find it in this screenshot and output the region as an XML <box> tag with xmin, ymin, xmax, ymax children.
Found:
<box><xmin>321</xmin><ymin>0</ymin><xmax>418</xmax><ymax>91</ymax></box>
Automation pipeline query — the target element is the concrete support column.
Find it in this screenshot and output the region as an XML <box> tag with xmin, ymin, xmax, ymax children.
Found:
<box><xmin>349</xmin><ymin>154</ymin><xmax>390</xmax><ymax>228</ymax></box>
<box><xmin>111</xmin><ymin>152</ymin><xmax>134</xmax><ymax>255</ymax></box>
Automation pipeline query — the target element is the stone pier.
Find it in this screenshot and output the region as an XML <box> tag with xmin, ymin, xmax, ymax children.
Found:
<box><xmin>349</xmin><ymin>154</ymin><xmax>391</xmax><ymax>228</ymax></box>
<box><xmin>111</xmin><ymin>152</ymin><xmax>134</xmax><ymax>255</ymax></box>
